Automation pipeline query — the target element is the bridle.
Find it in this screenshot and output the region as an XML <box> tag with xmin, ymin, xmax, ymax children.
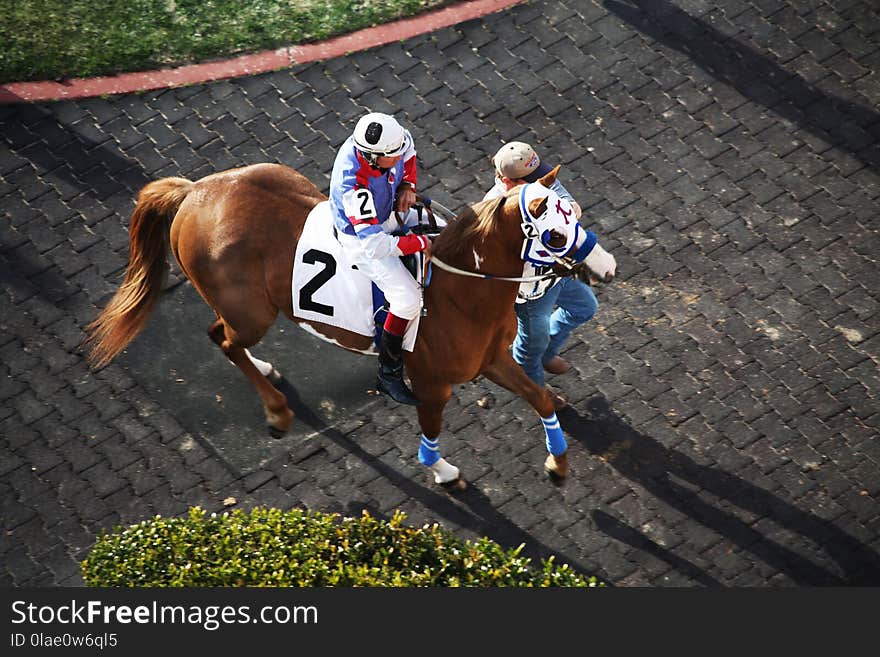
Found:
<box><xmin>423</xmin><ymin>189</ymin><xmax>580</xmax><ymax>283</ymax></box>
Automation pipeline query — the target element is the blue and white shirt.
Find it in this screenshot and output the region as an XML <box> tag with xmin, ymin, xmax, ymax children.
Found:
<box><xmin>329</xmin><ymin>132</ymin><xmax>426</xmax><ymax>259</ymax></box>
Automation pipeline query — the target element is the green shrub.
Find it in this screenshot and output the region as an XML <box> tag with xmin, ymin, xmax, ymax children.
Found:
<box><xmin>82</xmin><ymin>507</ymin><xmax>600</xmax><ymax>587</ymax></box>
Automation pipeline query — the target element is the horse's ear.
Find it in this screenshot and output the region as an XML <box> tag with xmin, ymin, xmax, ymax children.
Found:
<box><xmin>528</xmin><ymin>196</ymin><xmax>549</xmax><ymax>218</ymax></box>
<box><xmin>538</xmin><ymin>165</ymin><xmax>561</xmax><ymax>187</ymax></box>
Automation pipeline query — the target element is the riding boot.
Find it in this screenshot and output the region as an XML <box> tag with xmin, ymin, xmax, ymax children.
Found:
<box><xmin>376</xmin><ymin>330</ymin><xmax>420</xmax><ymax>405</ymax></box>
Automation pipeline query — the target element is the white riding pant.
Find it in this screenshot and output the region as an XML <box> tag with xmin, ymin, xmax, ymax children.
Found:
<box><xmin>337</xmin><ymin>208</ymin><xmax>443</xmax><ymax>321</ymax></box>
<box><xmin>336</xmin><ymin>238</ymin><xmax>420</xmax><ymax>322</ymax></box>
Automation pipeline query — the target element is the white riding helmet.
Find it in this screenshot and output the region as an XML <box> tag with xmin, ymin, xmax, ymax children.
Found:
<box><xmin>353</xmin><ymin>112</ymin><xmax>407</xmax><ymax>164</ymax></box>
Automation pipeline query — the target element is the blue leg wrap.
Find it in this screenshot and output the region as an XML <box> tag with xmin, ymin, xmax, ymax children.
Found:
<box><xmin>418</xmin><ymin>434</ymin><xmax>440</xmax><ymax>466</ymax></box>
<box><xmin>542</xmin><ymin>414</ymin><xmax>567</xmax><ymax>456</ymax></box>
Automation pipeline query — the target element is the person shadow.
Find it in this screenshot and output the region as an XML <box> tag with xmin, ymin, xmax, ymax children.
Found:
<box><xmin>603</xmin><ymin>0</ymin><xmax>880</xmax><ymax>170</ymax></box>
<box><xmin>561</xmin><ymin>396</ymin><xmax>880</xmax><ymax>585</ymax></box>
<box><xmin>270</xmin><ymin>375</ymin><xmax>597</xmax><ymax>582</ymax></box>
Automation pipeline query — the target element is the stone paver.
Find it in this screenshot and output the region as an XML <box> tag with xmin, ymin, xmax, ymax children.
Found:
<box><xmin>1</xmin><ymin>0</ymin><xmax>879</xmax><ymax>586</ymax></box>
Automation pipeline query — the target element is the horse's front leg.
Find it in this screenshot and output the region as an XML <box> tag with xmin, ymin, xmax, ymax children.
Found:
<box><xmin>412</xmin><ymin>380</ymin><xmax>466</xmax><ymax>491</ymax></box>
<box><xmin>481</xmin><ymin>354</ymin><xmax>569</xmax><ymax>482</ymax></box>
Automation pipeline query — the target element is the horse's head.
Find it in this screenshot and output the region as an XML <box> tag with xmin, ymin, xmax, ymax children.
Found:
<box><xmin>527</xmin><ymin>195</ymin><xmax>568</xmax><ymax>250</ymax></box>
<box><xmin>517</xmin><ymin>170</ymin><xmax>584</xmax><ymax>268</ymax></box>
<box><xmin>431</xmin><ymin>164</ymin><xmax>615</xmax><ymax>284</ymax></box>
<box><xmin>533</xmin><ymin>166</ymin><xmax>573</xmax><ymax>251</ymax></box>
<box><xmin>526</xmin><ymin>166</ymin><xmax>616</xmax><ymax>285</ymax></box>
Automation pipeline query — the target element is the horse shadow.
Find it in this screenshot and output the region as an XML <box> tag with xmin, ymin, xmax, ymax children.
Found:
<box><xmin>1</xmin><ymin>104</ymin><xmax>150</xmax><ymax>198</ymax></box>
<box><xmin>0</xmin><ymin>105</ymin><xmax>152</xmax><ymax>312</ymax></box>
<box><xmin>270</xmin><ymin>375</ymin><xmax>599</xmax><ymax>582</ymax></box>
<box><xmin>561</xmin><ymin>396</ymin><xmax>880</xmax><ymax>585</ymax></box>
<box><xmin>604</xmin><ymin>0</ymin><xmax>880</xmax><ymax>170</ymax></box>
<box><xmin>591</xmin><ymin>509</ymin><xmax>722</xmax><ymax>586</ymax></box>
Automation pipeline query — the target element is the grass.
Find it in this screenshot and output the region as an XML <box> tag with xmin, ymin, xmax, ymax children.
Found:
<box><xmin>0</xmin><ymin>0</ymin><xmax>453</xmax><ymax>83</ymax></box>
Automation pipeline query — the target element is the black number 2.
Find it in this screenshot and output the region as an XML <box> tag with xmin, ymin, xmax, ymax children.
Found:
<box><xmin>356</xmin><ymin>190</ymin><xmax>373</xmax><ymax>218</ymax></box>
<box><xmin>299</xmin><ymin>249</ymin><xmax>336</xmax><ymax>316</ymax></box>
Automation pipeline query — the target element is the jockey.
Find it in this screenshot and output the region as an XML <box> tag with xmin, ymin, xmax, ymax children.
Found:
<box><xmin>329</xmin><ymin>112</ymin><xmax>430</xmax><ymax>405</ymax></box>
<box><xmin>484</xmin><ymin>141</ymin><xmax>615</xmax><ymax>409</ymax></box>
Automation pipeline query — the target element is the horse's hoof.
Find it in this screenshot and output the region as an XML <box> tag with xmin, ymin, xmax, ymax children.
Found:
<box><xmin>440</xmin><ymin>477</ymin><xmax>467</xmax><ymax>492</ymax></box>
<box><xmin>430</xmin><ymin>458</ymin><xmax>463</xmax><ymax>490</ymax></box>
<box><xmin>266</xmin><ymin>408</ymin><xmax>293</xmax><ymax>438</ymax></box>
<box><xmin>544</xmin><ymin>454</ymin><xmax>568</xmax><ymax>485</ymax></box>
<box><xmin>267</xmin><ymin>424</ymin><xmax>286</xmax><ymax>439</ymax></box>
<box><xmin>545</xmin><ymin>467</ymin><xmax>566</xmax><ymax>486</ymax></box>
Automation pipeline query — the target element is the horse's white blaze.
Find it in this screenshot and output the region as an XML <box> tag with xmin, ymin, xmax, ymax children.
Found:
<box><xmin>473</xmin><ymin>248</ymin><xmax>484</xmax><ymax>271</ymax></box>
<box><xmin>429</xmin><ymin>457</ymin><xmax>459</xmax><ymax>484</ymax></box>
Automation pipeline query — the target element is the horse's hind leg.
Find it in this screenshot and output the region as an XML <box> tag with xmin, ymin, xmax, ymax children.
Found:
<box><xmin>208</xmin><ymin>318</ymin><xmax>293</xmax><ymax>435</ymax></box>
<box><xmin>208</xmin><ymin>320</ymin><xmax>279</xmax><ymax>380</ymax></box>
<box><xmin>244</xmin><ymin>348</ymin><xmax>282</xmax><ymax>384</ymax></box>
<box><xmin>481</xmin><ymin>354</ymin><xmax>568</xmax><ymax>481</ymax></box>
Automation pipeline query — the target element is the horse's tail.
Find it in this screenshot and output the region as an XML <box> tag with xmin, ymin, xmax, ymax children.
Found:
<box><xmin>85</xmin><ymin>177</ymin><xmax>193</xmax><ymax>368</ymax></box>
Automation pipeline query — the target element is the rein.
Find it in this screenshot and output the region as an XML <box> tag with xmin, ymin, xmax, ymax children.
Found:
<box><xmin>429</xmin><ymin>255</ymin><xmax>558</xmax><ymax>282</ymax></box>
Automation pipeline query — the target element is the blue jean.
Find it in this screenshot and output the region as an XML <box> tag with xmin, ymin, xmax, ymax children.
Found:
<box><xmin>513</xmin><ymin>277</ymin><xmax>598</xmax><ymax>386</ymax></box>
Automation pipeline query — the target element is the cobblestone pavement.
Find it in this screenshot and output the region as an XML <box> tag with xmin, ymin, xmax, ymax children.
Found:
<box><xmin>2</xmin><ymin>0</ymin><xmax>879</xmax><ymax>586</ymax></box>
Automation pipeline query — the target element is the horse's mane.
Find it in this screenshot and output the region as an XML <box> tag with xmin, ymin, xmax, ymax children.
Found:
<box><xmin>432</xmin><ymin>190</ymin><xmax>514</xmax><ymax>260</ymax></box>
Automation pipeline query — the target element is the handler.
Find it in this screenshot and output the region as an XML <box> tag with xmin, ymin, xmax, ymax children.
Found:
<box><xmin>484</xmin><ymin>141</ymin><xmax>604</xmax><ymax>409</ymax></box>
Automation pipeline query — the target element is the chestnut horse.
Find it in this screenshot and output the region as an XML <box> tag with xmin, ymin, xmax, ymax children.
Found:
<box><xmin>86</xmin><ymin>163</ymin><xmax>611</xmax><ymax>487</ymax></box>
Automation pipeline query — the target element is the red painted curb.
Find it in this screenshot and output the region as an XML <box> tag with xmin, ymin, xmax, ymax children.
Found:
<box><xmin>0</xmin><ymin>0</ymin><xmax>523</xmax><ymax>105</ymax></box>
